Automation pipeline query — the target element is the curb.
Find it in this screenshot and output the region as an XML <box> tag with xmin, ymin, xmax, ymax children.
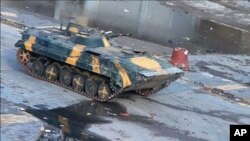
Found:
<box><xmin>1</xmin><ymin>17</ymin><xmax>28</xmax><ymax>29</ymax></box>
<box><xmin>193</xmin><ymin>80</ymin><xmax>250</xmax><ymax>106</ymax></box>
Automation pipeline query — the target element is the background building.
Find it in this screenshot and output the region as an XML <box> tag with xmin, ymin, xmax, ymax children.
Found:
<box><xmin>3</xmin><ymin>0</ymin><xmax>250</xmax><ymax>54</ymax></box>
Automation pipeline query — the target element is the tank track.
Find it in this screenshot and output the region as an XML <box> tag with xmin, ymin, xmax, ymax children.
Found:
<box><xmin>17</xmin><ymin>48</ymin><xmax>172</xmax><ymax>101</ymax></box>
<box><xmin>16</xmin><ymin>49</ymin><xmax>123</xmax><ymax>102</ymax></box>
<box><xmin>136</xmin><ymin>81</ymin><xmax>170</xmax><ymax>96</ymax></box>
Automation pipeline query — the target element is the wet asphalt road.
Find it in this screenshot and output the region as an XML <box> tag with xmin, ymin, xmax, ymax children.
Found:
<box><xmin>1</xmin><ymin>23</ymin><xmax>250</xmax><ymax>141</ymax></box>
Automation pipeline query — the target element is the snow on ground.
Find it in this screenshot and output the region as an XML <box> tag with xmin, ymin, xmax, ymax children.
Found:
<box><xmin>182</xmin><ymin>0</ymin><xmax>250</xmax><ymax>26</ymax></box>
<box><xmin>185</xmin><ymin>1</ymin><xmax>230</xmax><ymax>12</ymax></box>
<box><xmin>0</xmin><ymin>7</ymin><xmax>59</xmax><ymax>27</ymax></box>
<box><xmin>165</xmin><ymin>0</ymin><xmax>250</xmax><ymax>32</ymax></box>
<box><xmin>234</xmin><ymin>0</ymin><xmax>250</xmax><ymax>8</ymax></box>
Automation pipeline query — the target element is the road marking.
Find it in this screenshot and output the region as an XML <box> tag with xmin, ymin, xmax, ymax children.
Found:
<box><xmin>215</xmin><ymin>84</ymin><xmax>248</xmax><ymax>91</ymax></box>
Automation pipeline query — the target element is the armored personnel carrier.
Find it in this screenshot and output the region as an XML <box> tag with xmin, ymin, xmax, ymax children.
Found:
<box><xmin>15</xmin><ymin>23</ymin><xmax>183</xmax><ymax>101</ymax></box>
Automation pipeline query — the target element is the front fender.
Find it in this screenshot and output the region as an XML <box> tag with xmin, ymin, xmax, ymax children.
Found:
<box><xmin>15</xmin><ymin>40</ymin><xmax>24</xmax><ymax>48</ymax></box>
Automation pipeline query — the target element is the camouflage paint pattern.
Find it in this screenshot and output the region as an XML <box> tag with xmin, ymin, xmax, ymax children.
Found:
<box><xmin>16</xmin><ymin>25</ymin><xmax>183</xmax><ymax>90</ymax></box>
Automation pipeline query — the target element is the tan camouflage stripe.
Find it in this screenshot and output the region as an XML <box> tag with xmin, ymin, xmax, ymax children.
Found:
<box><xmin>69</xmin><ymin>27</ymin><xmax>79</xmax><ymax>33</ymax></box>
<box><xmin>66</xmin><ymin>44</ymin><xmax>86</xmax><ymax>65</ymax></box>
<box><xmin>114</xmin><ymin>61</ymin><xmax>132</xmax><ymax>88</ymax></box>
<box><xmin>102</xmin><ymin>36</ymin><xmax>111</xmax><ymax>47</ymax></box>
<box><xmin>24</xmin><ymin>35</ymin><xmax>36</xmax><ymax>51</ymax></box>
<box><xmin>92</xmin><ymin>55</ymin><xmax>101</xmax><ymax>74</ymax></box>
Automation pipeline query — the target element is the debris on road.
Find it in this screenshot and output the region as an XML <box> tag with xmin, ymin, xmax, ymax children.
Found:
<box><xmin>171</xmin><ymin>48</ymin><xmax>189</xmax><ymax>71</ymax></box>
<box><xmin>18</xmin><ymin>107</ymin><xmax>25</xmax><ymax>111</ymax></box>
<box><xmin>119</xmin><ymin>112</ymin><xmax>129</xmax><ymax>117</ymax></box>
<box><xmin>86</xmin><ymin>112</ymin><xmax>92</xmax><ymax>116</ymax></box>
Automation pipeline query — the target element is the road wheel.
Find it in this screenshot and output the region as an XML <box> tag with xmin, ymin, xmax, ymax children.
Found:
<box><xmin>38</xmin><ymin>57</ymin><xmax>50</xmax><ymax>66</ymax></box>
<box><xmin>45</xmin><ymin>64</ymin><xmax>59</xmax><ymax>81</ymax></box>
<box><xmin>85</xmin><ymin>78</ymin><xmax>98</xmax><ymax>96</ymax></box>
<box><xmin>137</xmin><ymin>88</ymin><xmax>153</xmax><ymax>96</ymax></box>
<box><xmin>72</xmin><ymin>75</ymin><xmax>85</xmax><ymax>91</ymax></box>
<box><xmin>98</xmin><ymin>83</ymin><xmax>111</xmax><ymax>100</ymax></box>
<box><xmin>17</xmin><ymin>49</ymin><xmax>30</xmax><ymax>64</ymax></box>
<box><xmin>60</xmin><ymin>67</ymin><xmax>72</xmax><ymax>86</ymax></box>
<box><xmin>31</xmin><ymin>61</ymin><xmax>44</xmax><ymax>76</ymax></box>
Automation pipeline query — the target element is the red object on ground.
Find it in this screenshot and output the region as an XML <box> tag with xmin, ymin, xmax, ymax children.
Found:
<box><xmin>170</xmin><ymin>47</ymin><xmax>189</xmax><ymax>70</ymax></box>
<box><xmin>120</xmin><ymin>112</ymin><xmax>129</xmax><ymax>117</ymax></box>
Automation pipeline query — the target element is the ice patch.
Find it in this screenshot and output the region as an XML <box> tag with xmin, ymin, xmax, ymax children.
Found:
<box><xmin>184</xmin><ymin>0</ymin><xmax>232</xmax><ymax>13</ymax></box>
<box><xmin>1</xmin><ymin>11</ymin><xmax>17</xmax><ymax>17</ymax></box>
<box><xmin>201</xmin><ymin>72</ymin><xmax>214</xmax><ymax>78</ymax></box>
